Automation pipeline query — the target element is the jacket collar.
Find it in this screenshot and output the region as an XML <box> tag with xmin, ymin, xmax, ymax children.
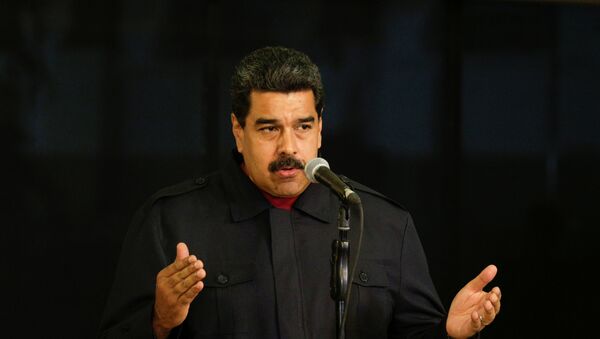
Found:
<box><xmin>222</xmin><ymin>151</ymin><xmax>338</xmax><ymax>224</ymax></box>
<box><xmin>294</xmin><ymin>183</ymin><xmax>338</xmax><ymax>224</ymax></box>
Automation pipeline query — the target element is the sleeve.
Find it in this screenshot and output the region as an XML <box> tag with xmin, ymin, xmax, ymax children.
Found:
<box><xmin>97</xmin><ymin>198</ymin><xmax>171</xmax><ymax>338</ymax></box>
<box><xmin>387</xmin><ymin>213</ymin><xmax>449</xmax><ymax>339</ymax></box>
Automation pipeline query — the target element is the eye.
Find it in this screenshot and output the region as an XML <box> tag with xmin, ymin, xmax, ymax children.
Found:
<box><xmin>298</xmin><ymin>123</ymin><xmax>312</xmax><ymax>131</ymax></box>
<box><xmin>259</xmin><ymin>126</ymin><xmax>279</xmax><ymax>133</ymax></box>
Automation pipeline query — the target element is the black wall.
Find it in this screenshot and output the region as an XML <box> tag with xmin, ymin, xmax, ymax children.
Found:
<box><xmin>3</xmin><ymin>1</ymin><xmax>599</xmax><ymax>338</ymax></box>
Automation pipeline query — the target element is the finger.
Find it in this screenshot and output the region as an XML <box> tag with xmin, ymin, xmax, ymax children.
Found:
<box><xmin>176</xmin><ymin>242</ymin><xmax>189</xmax><ymax>260</ymax></box>
<box><xmin>478</xmin><ymin>300</ymin><xmax>496</xmax><ymax>327</ymax></box>
<box><xmin>173</xmin><ymin>268</ymin><xmax>206</xmax><ymax>295</ymax></box>
<box><xmin>178</xmin><ymin>280</ymin><xmax>204</xmax><ymax>305</ymax></box>
<box><xmin>156</xmin><ymin>243</ymin><xmax>194</xmax><ymax>278</ymax></box>
<box><xmin>465</xmin><ymin>264</ymin><xmax>497</xmax><ymax>292</ymax></box>
<box><xmin>484</xmin><ymin>299</ymin><xmax>495</xmax><ymax>317</ymax></box>
<box><xmin>471</xmin><ymin>311</ymin><xmax>484</xmax><ymax>331</ymax></box>
<box><xmin>159</xmin><ymin>254</ymin><xmax>198</xmax><ymax>278</ymax></box>
<box><xmin>475</xmin><ymin>310</ymin><xmax>491</xmax><ymax>330</ymax></box>
<box><xmin>491</xmin><ymin>286</ymin><xmax>502</xmax><ymax>299</ymax></box>
<box><xmin>170</xmin><ymin>259</ymin><xmax>204</xmax><ymax>285</ymax></box>
<box><xmin>488</xmin><ymin>289</ymin><xmax>501</xmax><ymax>313</ymax></box>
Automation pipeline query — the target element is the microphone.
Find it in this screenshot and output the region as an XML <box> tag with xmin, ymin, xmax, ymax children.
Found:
<box><xmin>304</xmin><ymin>158</ymin><xmax>361</xmax><ymax>205</ymax></box>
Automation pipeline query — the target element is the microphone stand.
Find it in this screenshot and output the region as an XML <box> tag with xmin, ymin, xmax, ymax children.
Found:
<box><xmin>331</xmin><ymin>203</ymin><xmax>350</xmax><ymax>339</ymax></box>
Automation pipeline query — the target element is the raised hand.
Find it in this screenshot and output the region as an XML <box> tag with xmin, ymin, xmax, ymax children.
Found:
<box><xmin>152</xmin><ymin>243</ymin><xmax>206</xmax><ymax>339</ymax></box>
<box><xmin>446</xmin><ymin>264</ymin><xmax>502</xmax><ymax>339</ymax></box>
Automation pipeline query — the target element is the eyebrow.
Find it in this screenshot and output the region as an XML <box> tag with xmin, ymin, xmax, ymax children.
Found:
<box><xmin>254</xmin><ymin>116</ymin><xmax>315</xmax><ymax>125</ymax></box>
<box><xmin>255</xmin><ymin>118</ymin><xmax>279</xmax><ymax>125</ymax></box>
<box><xmin>298</xmin><ymin>117</ymin><xmax>316</xmax><ymax>123</ymax></box>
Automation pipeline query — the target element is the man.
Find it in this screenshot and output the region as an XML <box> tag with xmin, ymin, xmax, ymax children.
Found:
<box><xmin>99</xmin><ymin>46</ymin><xmax>501</xmax><ymax>338</ymax></box>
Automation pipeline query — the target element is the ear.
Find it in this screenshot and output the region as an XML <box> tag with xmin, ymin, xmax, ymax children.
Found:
<box><xmin>231</xmin><ymin>113</ymin><xmax>244</xmax><ymax>153</ymax></box>
<box><xmin>317</xmin><ymin>115</ymin><xmax>323</xmax><ymax>149</ymax></box>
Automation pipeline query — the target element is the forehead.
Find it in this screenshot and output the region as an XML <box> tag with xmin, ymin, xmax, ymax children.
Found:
<box><xmin>247</xmin><ymin>90</ymin><xmax>317</xmax><ymax>120</ymax></box>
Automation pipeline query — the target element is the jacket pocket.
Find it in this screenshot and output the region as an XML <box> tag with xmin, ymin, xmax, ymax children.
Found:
<box><xmin>184</xmin><ymin>261</ymin><xmax>256</xmax><ymax>337</ymax></box>
<box><xmin>349</xmin><ymin>261</ymin><xmax>392</xmax><ymax>335</ymax></box>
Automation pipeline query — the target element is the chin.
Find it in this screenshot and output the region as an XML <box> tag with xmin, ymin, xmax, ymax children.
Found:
<box><xmin>274</xmin><ymin>181</ymin><xmax>309</xmax><ymax>197</ymax></box>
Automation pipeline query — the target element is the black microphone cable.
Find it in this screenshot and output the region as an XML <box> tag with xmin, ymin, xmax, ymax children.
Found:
<box><xmin>304</xmin><ymin>157</ymin><xmax>365</xmax><ymax>338</ymax></box>
<box><xmin>339</xmin><ymin>201</ymin><xmax>363</xmax><ymax>338</ymax></box>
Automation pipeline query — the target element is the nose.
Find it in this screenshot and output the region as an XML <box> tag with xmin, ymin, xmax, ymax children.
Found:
<box><xmin>278</xmin><ymin>128</ymin><xmax>298</xmax><ymax>155</ymax></box>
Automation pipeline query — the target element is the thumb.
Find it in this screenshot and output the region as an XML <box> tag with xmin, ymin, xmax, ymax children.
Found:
<box><xmin>176</xmin><ymin>242</ymin><xmax>189</xmax><ymax>261</ymax></box>
<box><xmin>465</xmin><ymin>264</ymin><xmax>497</xmax><ymax>291</ymax></box>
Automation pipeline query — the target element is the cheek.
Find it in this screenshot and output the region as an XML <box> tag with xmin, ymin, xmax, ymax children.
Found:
<box><xmin>309</xmin><ymin>132</ymin><xmax>322</xmax><ymax>154</ymax></box>
<box><xmin>247</xmin><ymin>141</ymin><xmax>275</xmax><ymax>167</ymax></box>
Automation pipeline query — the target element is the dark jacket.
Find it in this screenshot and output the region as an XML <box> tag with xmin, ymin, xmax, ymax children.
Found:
<box><xmin>98</xmin><ymin>155</ymin><xmax>448</xmax><ymax>338</ymax></box>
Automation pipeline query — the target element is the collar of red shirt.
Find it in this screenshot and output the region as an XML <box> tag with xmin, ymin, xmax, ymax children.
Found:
<box><xmin>260</xmin><ymin>190</ymin><xmax>299</xmax><ymax>211</ymax></box>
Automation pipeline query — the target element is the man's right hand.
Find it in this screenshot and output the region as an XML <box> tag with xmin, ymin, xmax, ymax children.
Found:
<box><xmin>152</xmin><ymin>242</ymin><xmax>206</xmax><ymax>339</ymax></box>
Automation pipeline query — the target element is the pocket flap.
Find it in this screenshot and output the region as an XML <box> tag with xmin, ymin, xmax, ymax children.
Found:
<box><xmin>352</xmin><ymin>261</ymin><xmax>389</xmax><ymax>287</ymax></box>
<box><xmin>203</xmin><ymin>262</ymin><xmax>255</xmax><ymax>288</ymax></box>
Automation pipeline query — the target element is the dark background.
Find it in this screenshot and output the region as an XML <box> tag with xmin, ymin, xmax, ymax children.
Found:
<box><xmin>3</xmin><ymin>0</ymin><xmax>599</xmax><ymax>338</ymax></box>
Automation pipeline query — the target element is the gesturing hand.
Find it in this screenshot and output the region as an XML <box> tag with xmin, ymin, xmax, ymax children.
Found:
<box><xmin>152</xmin><ymin>242</ymin><xmax>206</xmax><ymax>339</ymax></box>
<box><xmin>446</xmin><ymin>264</ymin><xmax>502</xmax><ymax>339</ymax></box>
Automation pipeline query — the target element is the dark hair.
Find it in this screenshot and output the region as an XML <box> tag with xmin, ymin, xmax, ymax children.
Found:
<box><xmin>230</xmin><ymin>46</ymin><xmax>324</xmax><ymax>127</ymax></box>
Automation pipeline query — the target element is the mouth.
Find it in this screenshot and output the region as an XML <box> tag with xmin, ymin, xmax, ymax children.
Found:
<box><xmin>274</xmin><ymin>167</ymin><xmax>300</xmax><ymax>178</ymax></box>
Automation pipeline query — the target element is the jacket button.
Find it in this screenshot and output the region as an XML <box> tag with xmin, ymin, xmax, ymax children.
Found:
<box><xmin>195</xmin><ymin>177</ymin><xmax>206</xmax><ymax>185</ymax></box>
<box><xmin>359</xmin><ymin>271</ymin><xmax>368</xmax><ymax>283</ymax></box>
<box><xmin>217</xmin><ymin>274</ymin><xmax>229</xmax><ymax>285</ymax></box>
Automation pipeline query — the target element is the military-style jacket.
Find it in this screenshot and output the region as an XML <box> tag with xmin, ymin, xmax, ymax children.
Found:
<box><xmin>98</xmin><ymin>155</ymin><xmax>448</xmax><ymax>338</ymax></box>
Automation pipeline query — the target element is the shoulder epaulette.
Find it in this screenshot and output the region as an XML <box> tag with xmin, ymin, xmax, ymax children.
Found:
<box><xmin>128</xmin><ymin>176</ymin><xmax>211</xmax><ymax>227</ymax></box>
<box><xmin>338</xmin><ymin>175</ymin><xmax>408</xmax><ymax>211</ymax></box>
<box><xmin>148</xmin><ymin>176</ymin><xmax>209</xmax><ymax>202</ymax></box>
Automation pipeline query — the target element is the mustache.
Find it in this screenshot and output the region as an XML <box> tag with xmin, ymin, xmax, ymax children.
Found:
<box><xmin>268</xmin><ymin>154</ymin><xmax>305</xmax><ymax>172</ymax></box>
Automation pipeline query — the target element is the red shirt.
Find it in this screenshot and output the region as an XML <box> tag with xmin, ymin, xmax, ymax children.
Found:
<box><xmin>260</xmin><ymin>191</ymin><xmax>299</xmax><ymax>211</ymax></box>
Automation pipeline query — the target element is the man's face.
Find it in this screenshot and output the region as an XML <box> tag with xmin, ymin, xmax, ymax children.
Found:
<box><xmin>232</xmin><ymin>89</ymin><xmax>322</xmax><ymax>197</ymax></box>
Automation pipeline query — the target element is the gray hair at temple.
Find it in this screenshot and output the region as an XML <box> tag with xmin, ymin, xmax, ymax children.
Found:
<box><xmin>230</xmin><ymin>46</ymin><xmax>325</xmax><ymax>127</ymax></box>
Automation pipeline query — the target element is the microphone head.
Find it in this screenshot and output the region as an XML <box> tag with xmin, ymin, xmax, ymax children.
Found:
<box><xmin>304</xmin><ymin>157</ymin><xmax>330</xmax><ymax>183</ymax></box>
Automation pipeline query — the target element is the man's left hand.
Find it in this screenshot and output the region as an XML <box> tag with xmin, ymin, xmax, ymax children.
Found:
<box><xmin>446</xmin><ymin>264</ymin><xmax>502</xmax><ymax>338</ymax></box>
